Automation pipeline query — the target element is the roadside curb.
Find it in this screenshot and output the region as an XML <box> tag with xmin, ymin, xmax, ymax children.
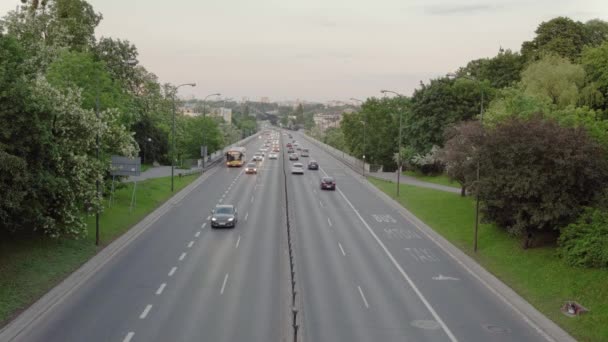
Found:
<box><xmin>299</xmin><ymin>131</ymin><xmax>576</xmax><ymax>342</ymax></box>
<box><xmin>0</xmin><ymin>166</ymin><xmax>220</xmax><ymax>341</ymax></box>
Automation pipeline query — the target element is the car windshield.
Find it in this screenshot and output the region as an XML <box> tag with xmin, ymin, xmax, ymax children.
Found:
<box><xmin>215</xmin><ymin>207</ymin><xmax>233</xmax><ymax>214</ymax></box>
<box><xmin>322</xmin><ymin>177</ymin><xmax>334</xmax><ymax>182</ymax></box>
<box><xmin>247</xmin><ymin>163</ymin><xmax>256</xmax><ymax>167</ymax></box>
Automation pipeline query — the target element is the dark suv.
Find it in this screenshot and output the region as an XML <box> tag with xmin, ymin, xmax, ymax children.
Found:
<box><xmin>211</xmin><ymin>205</ymin><xmax>238</xmax><ymax>228</ymax></box>
<box><xmin>308</xmin><ymin>160</ymin><xmax>319</xmax><ymax>170</ymax></box>
<box><xmin>320</xmin><ymin>177</ymin><xmax>336</xmax><ymax>190</ymax></box>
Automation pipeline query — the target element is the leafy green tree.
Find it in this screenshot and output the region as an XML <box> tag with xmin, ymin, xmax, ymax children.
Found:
<box><xmin>323</xmin><ymin>127</ymin><xmax>346</xmax><ymax>151</ymax></box>
<box><xmin>581</xmin><ymin>42</ymin><xmax>608</xmax><ymax>113</ymax></box>
<box><xmin>478</xmin><ymin>117</ymin><xmax>608</xmax><ymax>240</ymax></box>
<box><xmin>458</xmin><ymin>48</ymin><xmax>524</xmax><ymax>88</ymax></box>
<box><xmin>584</xmin><ymin>19</ymin><xmax>608</xmax><ymax>47</ymax></box>
<box><xmin>520</xmin><ymin>54</ymin><xmax>586</xmax><ymax>109</ymax></box>
<box><xmin>294</xmin><ymin>103</ymin><xmax>304</xmax><ymax>126</ymax></box>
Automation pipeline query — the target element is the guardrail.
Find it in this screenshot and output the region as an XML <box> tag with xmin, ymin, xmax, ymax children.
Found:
<box><xmin>299</xmin><ymin>131</ymin><xmax>370</xmax><ymax>174</ymax></box>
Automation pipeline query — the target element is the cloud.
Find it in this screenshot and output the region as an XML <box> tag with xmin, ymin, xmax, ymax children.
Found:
<box><xmin>425</xmin><ymin>4</ymin><xmax>501</xmax><ymax>15</ymax></box>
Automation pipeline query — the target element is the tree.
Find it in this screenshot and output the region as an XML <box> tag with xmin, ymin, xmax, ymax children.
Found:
<box><xmin>458</xmin><ymin>48</ymin><xmax>524</xmax><ymax>89</ymax></box>
<box><xmin>581</xmin><ymin>42</ymin><xmax>608</xmax><ymax>113</ymax></box>
<box><xmin>478</xmin><ymin>117</ymin><xmax>608</xmax><ymax>241</ymax></box>
<box><xmin>521</xmin><ymin>17</ymin><xmax>590</xmax><ymax>61</ymax></box>
<box><xmin>584</xmin><ymin>19</ymin><xmax>608</xmax><ymax>47</ymax></box>
<box><xmin>438</xmin><ymin>121</ymin><xmax>484</xmax><ymax>196</ymax></box>
<box><xmin>520</xmin><ymin>54</ymin><xmax>586</xmax><ymax>109</ymax></box>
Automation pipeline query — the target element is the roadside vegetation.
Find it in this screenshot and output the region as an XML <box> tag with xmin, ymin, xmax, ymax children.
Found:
<box><xmin>369</xmin><ymin>177</ymin><xmax>608</xmax><ymax>342</ymax></box>
<box><xmin>0</xmin><ymin>174</ymin><xmax>198</xmax><ymax>326</ymax></box>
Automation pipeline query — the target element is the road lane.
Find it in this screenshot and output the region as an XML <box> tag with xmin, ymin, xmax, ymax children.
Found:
<box><xmin>294</xmin><ymin>131</ymin><xmax>551</xmax><ymax>342</ymax></box>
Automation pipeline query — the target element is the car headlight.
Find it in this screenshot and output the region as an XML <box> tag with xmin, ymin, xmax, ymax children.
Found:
<box><xmin>228</xmin><ymin>217</ymin><xmax>234</xmax><ymax>221</ymax></box>
<box><xmin>211</xmin><ymin>217</ymin><xmax>217</xmax><ymax>221</ymax></box>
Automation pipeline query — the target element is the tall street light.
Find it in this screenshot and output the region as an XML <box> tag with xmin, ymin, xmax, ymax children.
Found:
<box><xmin>380</xmin><ymin>89</ymin><xmax>405</xmax><ymax>197</ymax></box>
<box><xmin>202</xmin><ymin>93</ymin><xmax>222</xmax><ymax>117</ymax></box>
<box><xmin>350</xmin><ymin>98</ymin><xmax>366</xmax><ymax>176</ymax></box>
<box><xmin>171</xmin><ymin>83</ymin><xmax>197</xmax><ymax>192</ymax></box>
<box><xmin>447</xmin><ymin>72</ymin><xmax>484</xmax><ymax>252</ymax></box>
<box><xmin>95</xmin><ymin>57</ymin><xmax>137</xmax><ymax>246</ymax></box>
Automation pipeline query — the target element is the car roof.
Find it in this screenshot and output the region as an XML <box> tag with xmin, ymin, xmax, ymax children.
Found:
<box><xmin>322</xmin><ymin>176</ymin><xmax>334</xmax><ymax>181</ymax></box>
<box><xmin>247</xmin><ymin>163</ymin><xmax>256</xmax><ymax>166</ymax></box>
<box><xmin>215</xmin><ymin>204</ymin><xmax>234</xmax><ymax>209</ymax></box>
<box><xmin>293</xmin><ymin>163</ymin><xmax>303</xmax><ymax>167</ymax></box>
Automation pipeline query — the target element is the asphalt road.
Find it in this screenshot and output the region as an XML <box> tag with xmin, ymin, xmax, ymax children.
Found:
<box><xmin>8</xmin><ymin>130</ymin><xmax>555</xmax><ymax>342</ymax></box>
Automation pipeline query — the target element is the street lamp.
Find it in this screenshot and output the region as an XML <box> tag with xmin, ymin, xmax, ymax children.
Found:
<box><xmin>202</xmin><ymin>93</ymin><xmax>222</xmax><ymax>117</ymax></box>
<box><xmin>143</xmin><ymin>137</ymin><xmax>152</xmax><ymax>164</ymax></box>
<box><xmin>95</xmin><ymin>57</ymin><xmax>137</xmax><ymax>246</ymax></box>
<box><xmin>171</xmin><ymin>83</ymin><xmax>197</xmax><ymax>192</ymax></box>
<box><xmin>380</xmin><ymin>89</ymin><xmax>405</xmax><ymax>197</ymax></box>
<box><xmin>447</xmin><ymin>72</ymin><xmax>484</xmax><ymax>252</ymax></box>
<box><xmin>350</xmin><ymin>98</ymin><xmax>365</xmax><ymax>176</ymax></box>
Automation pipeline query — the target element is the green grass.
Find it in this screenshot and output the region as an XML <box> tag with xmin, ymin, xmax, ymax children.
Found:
<box><xmin>0</xmin><ymin>174</ymin><xmax>199</xmax><ymax>326</ymax></box>
<box><xmin>140</xmin><ymin>164</ymin><xmax>152</xmax><ymax>172</ymax></box>
<box><xmin>368</xmin><ymin>177</ymin><xmax>608</xmax><ymax>342</ymax></box>
<box><xmin>403</xmin><ymin>170</ymin><xmax>460</xmax><ymax>188</ymax></box>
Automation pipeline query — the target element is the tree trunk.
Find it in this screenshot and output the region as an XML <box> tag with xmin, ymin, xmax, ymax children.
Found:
<box><xmin>460</xmin><ymin>186</ymin><xmax>466</xmax><ymax>197</ymax></box>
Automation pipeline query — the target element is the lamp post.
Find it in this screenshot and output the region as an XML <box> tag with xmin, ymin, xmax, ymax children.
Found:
<box><xmin>380</xmin><ymin>89</ymin><xmax>405</xmax><ymax>197</ymax></box>
<box><xmin>143</xmin><ymin>137</ymin><xmax>152</xmax><ymax>164</ymax></box>
<box><xmin>95</xmin><ymin>57</ymin><xmax>137</xmax><ymax>246</ymax></box>
<box><xmin>350</xmin><ymin>98</ymin><xmax>365</xmax><ymax>176</ymax></box>
<box><xmin>171</xmin><ymin>83</ymin><xmax>197</xmax><ymax>192</ymax></box>
<box><xmin>447</xmin><ymin>72</ymin><xmax>484</xmax><ymax>252</ymax></box>
<box><xmin>202</xmin><ymin>93</ymin><xmax>221</xmax><ymax>117</ymax></box>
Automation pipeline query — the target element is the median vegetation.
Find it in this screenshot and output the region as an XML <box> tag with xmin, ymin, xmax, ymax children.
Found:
<box><xmin>369</xmin><ymin>177</ymin><xmax>608</xmax><ymax>342</ymax></box>
<box><xmin>0</xmin><ymin>174</ymin><xmax>198</xmax><ymax>326</ymax></box>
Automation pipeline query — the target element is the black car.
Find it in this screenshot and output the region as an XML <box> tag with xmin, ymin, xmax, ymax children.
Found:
<box><xmin>211</xmin><ymin>204</ymin><xmax>238</xmax><ymax>228</ymax></box>
<box><xmin>320</xmin><ymin>177</ymin><xmax>336</xmax><ymax>190</ymax></box>
<box><xmin>308</xmin><ymin>160</ymin><xmax>319</xmax><ymax>170</ymax></box>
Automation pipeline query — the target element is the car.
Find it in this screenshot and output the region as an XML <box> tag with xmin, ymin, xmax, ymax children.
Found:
<box><xmin>260</xmin><ymin>148</ymin><xmax>268</xmax><ymax>153</ymax></box>
<box><xmin>211</xmin><ymin>204</ymin><xmax>238</xmax><ymax>228</ymax></box>
<box><xmin>252</xmin><ymin>153</ymin><xmax>263</xmax><ymax>161</ymax></box>
<box><xmin>291</xmin><ymin>163</ymin><xmax>304</xmax><ymax>174</ymax></box>
<box><xmin>286</xmin><ymin>143</ymin><xmax>292</xmax><ymax>148</ymax></box>
<box><xmin>301</xmin><ymin>148</ymin><xmax>309</xmax><ymax>157</ymax></box>
<box><xmin>289</xmin><ymin>153</ymin><xmax>299</xmax><ymax>161</ymax></box>
<box><xmin>245</xmin><ymin>163</ymin><xmax>257</xmax><ymax>174</ymax></box>
<box><xmin>287</xmin><ymin>148</ymin><xmax>294</xmax><ymax>154</ymax></box>
<box><xmin>307</xmin><ymin>160</ymin><xmax>319</xmax><ymax>170</ymax></box>
<box><xmin>273</xmin><ymin>147</ymin><xmax>280</xmax><ymax>152</ymax></box>
<box><xmin>268</xmin><ymin>153</ymin><xmax>278</xmax><ymax>159</ymax></box>
<box><xmin>320</xmin><ymin>176</ymin><xmax>336</xmax><ymax>190</ymax></box>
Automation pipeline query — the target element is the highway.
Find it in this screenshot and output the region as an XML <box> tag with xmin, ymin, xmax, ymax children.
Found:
<box><xmin>7</xmin><ymin>129</ymin><xmax>554</xmax><ymax>342</ymax></box>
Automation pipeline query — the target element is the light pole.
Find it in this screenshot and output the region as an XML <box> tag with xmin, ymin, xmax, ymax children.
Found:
<box><xmin>202</xmin><ymin>93</ymin><xmax>221</xmax><ymax>117</ymax></box>
<box><xmin>350</xmin><ymin>98</ymin><xmax>365</xmax><ymax>176</ymax></box>
<box><xmin>95</xmin><ymin>57</ymin><xmax>137</xmax><ymax>246</ymax></box>
<box><xmin>447</xmin><ymin>72</ymin><xmax>484</xmax><ymax>252</ymax></box>
<box><xmin>380</xmin><ymin>89</ymin><xmax>405</xmax><ymax>197</ymax></box>
<box><xmin>143</xmin><ymin>137</ymin><xmax>152</xmax><ymax>164</ymax></box>
<box><xmin>171</xmin><ymin>83</ymin><xmax>197</xmax><ymax>192</ymax></box>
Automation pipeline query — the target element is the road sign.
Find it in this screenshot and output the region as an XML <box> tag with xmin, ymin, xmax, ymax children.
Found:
<box><xmin>110</xmin><ymin>156</ymin><xmax>141</xmax><ymax>176</ymax></box>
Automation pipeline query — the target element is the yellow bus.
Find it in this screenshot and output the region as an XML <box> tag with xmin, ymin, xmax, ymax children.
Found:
<box><xmin>225</xmin><ymin>146</ymin><xmax>246</xmax><ymax>167</ymax></box>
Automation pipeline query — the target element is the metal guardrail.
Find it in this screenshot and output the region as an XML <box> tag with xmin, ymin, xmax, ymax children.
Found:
<box><xmin>300</xmin><ymin>132</ymin><xmax>370</xmax><ymax>174</ymax></box>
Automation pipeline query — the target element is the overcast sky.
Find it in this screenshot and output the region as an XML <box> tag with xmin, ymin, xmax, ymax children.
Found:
<box><xmin>2</xmin><ymin>0</ymin><xmax>608</xmax><ymax>102</ymax></box>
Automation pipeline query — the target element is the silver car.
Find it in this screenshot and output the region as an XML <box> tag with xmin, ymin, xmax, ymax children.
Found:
<box><xmin>211</xmin><ymin>204</ymin><xmax>238</xmax><ymax>228</ymax></box>
<box><xmin>291</xmin><ymin>163</ymin><xmax>304</xmax><ymax>175</ymax></box>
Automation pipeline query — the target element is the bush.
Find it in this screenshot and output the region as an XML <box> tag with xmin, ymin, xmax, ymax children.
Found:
<box><xmin>409</xmin><ymin>146</ymin><xmax>444</xmax><ymax>175</ymax></box>
<box><xmin>559</xmin><ymin>207</ymin><xmax>608</xmax><ymax>268</ymax></box>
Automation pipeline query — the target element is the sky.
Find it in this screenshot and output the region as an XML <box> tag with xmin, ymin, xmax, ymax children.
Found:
<box><xmin>2</xmin><ymin>0</ymin><xmax>608</xmax><ymax>103</ymax></box>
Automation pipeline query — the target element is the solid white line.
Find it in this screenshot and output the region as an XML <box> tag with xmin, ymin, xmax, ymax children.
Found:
<box><xmin>195</xmin><ymin>231</ymin><xmax>201</xmax><ymax>238</ymax></box>
<box><xmin>338</xmin><ymin>242</ymin><xmax>346</xmax><ymax>256</ymax></box>
<box><xmin>220</xmin><ymin>273</ymin><xmax>229</xmax><ymax>294</ymax></box>
<box><xmin>179</xmin><ymin>252</ymin><xmax>187</xmax><ymax>261</ymax></box>
<box><xmin>207</xmin><ymin>215</ymin><xmax>211</xmax><ymax>220</ymax></box>
<box><xmin>236</xmin><ymin>235</ymin><xmax>241</xmax><ymax>249</ymax></box>
<box><xmin>357</xmin><ymin>286</ymin><xmax>369</xmax><ymax>309</ymax></box>
<box><xmin>123</xmin><ymin>332</ymin><xmax>135</xmax><ymax>342</ymax></box>
<box><xmin>168</xmin><ymin>266</ymin><xmax>177</xmax><ymax>277</ymax></box>
<box><xmin>139</xmin><ymin>304</ymin><xmax>152</xmax><ymax>319</ymax></box>
<box><xmin>320</xmin><ymin>166</ymin><xmax>458</xmax><ymax>342</ymax></box>
<box><xmin>328</xmin><ymin>217</ymin><xmax>332</xmax><ymax>227</ymax></box>
<box><xmin>187</xmin><ymin>241</ymin><xmax>194</xmax><ymax>248</ymax></box>
<box><xmin>202</xmin><ymin>223</ymin><xmax>207</xmax><ymax>228</ymax></box>
<box><xmin>156</xmin><ymin>283</ymin><xmax>166</xmax><ymax>295</ymax></box>
<box><xmin>245</xmin><ymin>212</ymin><xmax>249</xmax><ymax>221</ymax></box>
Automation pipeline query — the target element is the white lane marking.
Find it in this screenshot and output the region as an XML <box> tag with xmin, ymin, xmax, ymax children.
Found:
<box><xmin>187</xmin><ymin>241</ymin><xmax>194</xmax><ymax>248</ymax></box>
<box><xmin>236</xmin><ymin>235</ymin><xmax>241</xmax><ymax>249</ymax></box>
<box><xmin>202</xmin><ymin>223</ymin><xmax>207</xmax><ymax>228</ymax></box>
<box><xmin>179</xmin><ymin>252</ymin><xmax>187</xmax><ymax>261</ymax></box>
<box><xmin>123</xmin><ymin>332</ymin><xmax>135</xmax><ymax>342</ymax></box>
<box><xmin>328</xmin><ymin>217</ymin><xmax>332</xmax><ymax>227</ymax></box>
<box><xmin>218</xmin><ymin>199</ymin><xmax>223</xmax><ymax>203</ymax></box>
<box><xmin>245</xmin><ymin>212</ymin><xmax>249</xmax><ymax>221</ymax></box>
<box><xmin>357</xmin><ymin>286</ymin><xmax>370</xmax><ymax>309</ymax></box>
<box><xmin>320</xmin><ymin>166</ymin><xmax>458</xmax><ymax>342</ymax></box>
<box><xmin>313</xmin><ymin>189</ymin><xmax>317</xmax><ymax>194</ymax></box>
<box><xmin>168</xmin><ymin>266</ymin><xmax>177</xmax><ymax>277</ymax></box>
<box><xmin>338</xmin><ymin>242</ymin><xmax>346</xmax><ymax>256</ymax></box>
<box><xmin>156</xmin><ymin>283</ymin><xmax>166</xmax><ymax>295</ymax></box>
<box><xmin>251</xmin><ymin>195</ymin><xmax>254</xmax><ymax>203</ymax></box>
<box><xmin>207</xmin><ymin>216</ymin><xmax>211</xmax><ymax>220</ymax></box>
<box><xmin>319</xmin><ymin>200</ymin><xmax>323</xmax><ymax>208</ymax></box>
<box><xmin>220</xmin><ymin>273</ymin><xmax>229</xmax><ymax>294</ymax></box>
<box><xmin>139</xmin><ymin>304</ymin><xmax>152</xmax><ymax>319</ymax></box>
<box><xmin>195</xmin><ymin>231</ymin><xmax>201</xmax><ymax>238</ymax></box>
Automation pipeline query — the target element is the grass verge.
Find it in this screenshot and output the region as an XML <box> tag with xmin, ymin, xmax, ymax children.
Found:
<box><xmin>368</xmin><ymin>177</ymin><xmax>608</xmax><ymax>342</ymax></box>
<box><xmin>403</xmin><ymin>170</ymin><xmax>460</xmax><ymax>188</ymax></box>
<box><xmin>0</xmin><ymin>174</ymin><xmax>199</xmax><ymax>326</ymax></box>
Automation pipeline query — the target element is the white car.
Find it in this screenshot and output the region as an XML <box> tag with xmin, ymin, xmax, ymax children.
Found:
<box><xmin>268</xmin><ymin>153</ymin><xmax>278</xmax><ymax>159</ymax></box>
<box><xmin>291</xmin><ymin>163</ymin><xmax>304</xmax><ymax>174</ymax></box>
<box><xmin>252</xmin><ymin>154</ymin><xmax>263</xmax><ymax>161</ymax></box>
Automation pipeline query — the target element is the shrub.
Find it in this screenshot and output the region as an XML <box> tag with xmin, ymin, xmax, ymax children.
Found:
<box><xmin>559</xmin><ymin>207</ymin><xmax>608</xmax><ymax>268</ymax></box>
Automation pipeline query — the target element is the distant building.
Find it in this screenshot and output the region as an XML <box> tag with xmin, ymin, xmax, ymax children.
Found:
<box><xmin>209</xmin><ymin>107</ymin><xmax>232</xmax><ymax>124</ymax></box>
<box><xmin>260</xmin><ymin>97</ymin><xmax>270</xmax><ymax>103</ymax></box>
<box><xmin>313</xmin><ymin>112</ymin><xmax>343</xmax><ymax>131</ymax></box>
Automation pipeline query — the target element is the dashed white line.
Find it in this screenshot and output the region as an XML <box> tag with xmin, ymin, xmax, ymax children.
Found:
<box><xmin>357</xmin><ymin>286</ymin><xmax>369</xmax><ymax>309</ymax></box>
<box><xmin>179</xmin><ymin>252</ymin><xmax>187</xmax><ymax>261</ymax></box>
<box><xmin>220</xmin><ymin>273</ymin><xmax>229</xmax><ymax>294</ymax></box>
<box><xmin>207</xmin><ymin>215</ymin><xmax>211</xmax><ymax>220</ymax></box>
<box><xmin>123</xmin><ymin>332</ymin><xmax>135</xmax><ymax>342</ymax></box>
<box><xmin>251</xmin><ymin>195</ymin><xmax>254</xmax><ymax>203</ymax></box>
<box><xmin>236</xmin><ymin>235</ymin><xmax>241</xmax><ymax>249</ymax></box>
<box><xmin>245</xmin><ymin>212</ymin><xmax>249</xmax><ymax>221</ymax></box>
<box><xmin>319</xmin><ymin>200</ymin><xmax>323</xmax><ymax>208</ymax></box>
<box><xmin>187</xmin><ymin>241</ymin><xmax>194</xmax><ymax>248</ymax></box>
<box><xmin>328</xmin><ymin>217</ymin><xmax>332</xmax><ymax>227</ymax></box>
<box><xmin>168</xmin><ymin>266</ymin><xmax>177</xmax><ymax>277</ymax></box>
<box><xmin>202</xmin><ymin>223</ymin><xmax>207</xmax><ymax>228</ymax></box>
<box><xmin>338</xmin><ymin>242</ymin><xmax>346</xmax><ymax>256</ymax></box>
<box><xmin>156</xmin><ymin>283</ymin><xmax>166</xmax><ymax>295</ymax></box>
<box><xmin>195</xmin><ymin>231</ymin><xmax>201</xmax><ymax>238</ymax></box>
<box><xmin>139</xmin><ymin>304</ymin><xmax>153</xmax><ymax>319</ymax></box>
